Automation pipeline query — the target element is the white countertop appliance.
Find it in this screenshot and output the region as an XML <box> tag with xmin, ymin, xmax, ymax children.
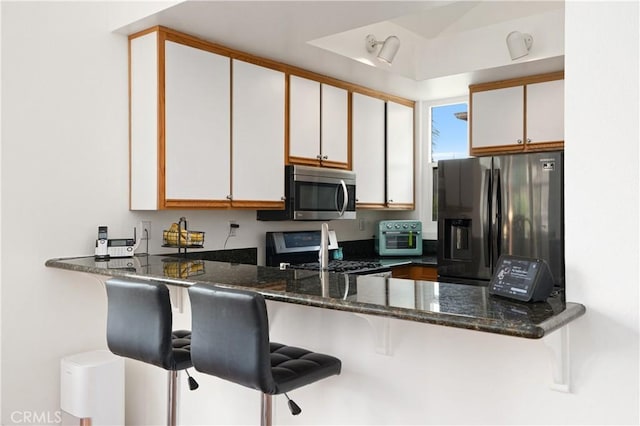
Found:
<box><xmin>375</xmin><ymin>220</ymin><xmax>423</xmax><ymax>256</ymax></box>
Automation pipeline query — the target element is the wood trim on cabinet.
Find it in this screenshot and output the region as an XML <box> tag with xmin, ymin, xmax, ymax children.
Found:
<box><xmin>231</xmin><ymin>200</ymin><xmax>285</xmax><ymax>209</ymax></box>
<box><xmin>356</xmin><ymin>203</ymin><xmax>387</xmax><ymax>210</ymax></box>
<box><xmin>284</xmin><ymin>74</ymin><xmax>291</xmax><ymax>165</ymax></box>
<box><xmin>157</xmin><ymin>30</ymin><xmax>167</xmax><ymax>210</ymax></box>
<box><xmin>347</xmin><ymin>91</ymin><xmax>353</xmax><ymax>170</ymax></box>
<box><xmin>385</xmin><ymin>203</ymin><xmax>415</xmax><ymax>210</ymax></box>
<box><xmin>165</xmin><ymin>199</ymin><xmax>231</xmax><ymax>209</ymax></box>
<box><xmin>469</xmin><ymin>70</ymin><xmax>564</xmax><ymax>94</ymax></box>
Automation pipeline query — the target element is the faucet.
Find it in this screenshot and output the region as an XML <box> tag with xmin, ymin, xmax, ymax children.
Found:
<box><xmin>319</xmin><ymin>222</ymin><xmax>329</xmax><ymax>271</ymax></box>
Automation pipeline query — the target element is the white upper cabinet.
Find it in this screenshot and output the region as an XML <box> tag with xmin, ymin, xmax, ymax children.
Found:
<box><xmin>164</xmin><ymin>41</ymin><xmax>230</xmax><ymax>201</ymax></box>
<box><xmin>526</xmin><ymin>79</ymin><xmax>564</xmax><ymax>145</ymax></box>
<box><xmin>320</xmin><ymin>84</ymin><xmax>349</xmax><ymax>166</ymax></box>
<box><xmin>129</xmin><ymin>27</ymin><xmax>415</xmax><ymax>211</ymax></box>
<box><xmin>386</xmin><ymin>101</ymin><xmax>415</xmax><ymax>207</ymax></box>
<box><xmin>352</xmin><ymin>93</ymin><xmax>385</xmax><ymax>206</ymax></box>
<box><xmin>470</xmin><ymin>72</ymin><xmax>564</xmax><ymax>156</ymax></box>
<box><xmin>471</xmin><ymin>86</ymin><xmax>524</xmax><ymax>149</ymax></box>
<box><xmin>232</xmin><ymin>60</ymin><xmax>285</xmax><ymax>203</ymax></box>
<box><xmin>289</xmin><ymin>75</ymin><xmax>321</xmax><ymax>160</ymax></box>
<box><xmin>288</xmin><ymin>75</ymin><xmax>349</xmax><ymax>168</ymax></box>
<box><xmin>129</xmin><ymin>28</ymin><xmax>285</xmax><ymax>210</ymax></box>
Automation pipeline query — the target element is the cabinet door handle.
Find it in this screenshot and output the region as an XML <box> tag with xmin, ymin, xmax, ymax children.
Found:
<box><xmin>517</xmin><ymin>139</ymin><xmax>523</xmax><ymax>144</ymax></box>
<box><xmin>316</xmin><ymin>154</ymin><xmax>322</xmax><ymax>160</ymax></box>
<box><xmin>226</xmin><ymin>195</ymin><xmax>232</xmax><ymax>200</ymax></box>
<box><xmin>526</xmin><ymin>138</ymin><xmax>532</xmax><ymax>144</ymax></box>
<box><xmin>322</xmin><ymin>155</ymin><xmax>328</xmax><ymax>160</ymax></box>
<box><xmin>281</xmin><ymin>196</ymin><xmax>286</xmax><ymax>201</ymax></box>
<box><xmin>388</xmin><ymin>199</ymin><xmax>394</xmax><ymax>203</ymax></box>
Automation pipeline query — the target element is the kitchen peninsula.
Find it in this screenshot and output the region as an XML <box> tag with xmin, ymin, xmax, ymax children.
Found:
<box><xmin>46</xmin><ymin>255</ymin><xmax>585</xmax><ymax>339</ymax></box>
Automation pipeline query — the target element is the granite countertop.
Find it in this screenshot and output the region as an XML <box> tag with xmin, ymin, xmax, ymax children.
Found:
<box><xmin>45</xmin><ymin>255</ymin><xmax>585</xmax><ymax>339</ymax></box>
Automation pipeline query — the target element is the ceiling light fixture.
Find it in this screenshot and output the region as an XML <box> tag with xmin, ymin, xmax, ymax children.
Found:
<box><xmin>365</xmin><ymin>34</ymin><xmax>400</xmax><ymax>64</ymax></box>
<box><xmin>506</xmin><ymin>31</ymin><xmax>533</xmax><ymax>60</ymax></box>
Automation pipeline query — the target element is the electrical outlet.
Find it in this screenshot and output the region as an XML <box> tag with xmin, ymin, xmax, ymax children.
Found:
<box><xmin>141</xmin><ymin>221</ymin><xmax>152</xmax><ymax>240</ymax></box>
<box><xmin>229</xmin><ymin>221</ymin><xmax>238</xmax><ymax>237</ymax></box>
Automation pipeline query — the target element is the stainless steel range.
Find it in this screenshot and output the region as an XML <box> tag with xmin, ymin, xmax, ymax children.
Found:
<box><xmin>265</xmin><ymin>230</ymin><xmax>389</xmax><ymax>275</ymax></box>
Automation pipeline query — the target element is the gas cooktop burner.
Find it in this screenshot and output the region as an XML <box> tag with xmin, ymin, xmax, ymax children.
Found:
<box><xmin>288</xmin><ymin>260</ymin><xmax>384</xmax><ymax>274</ymax></box>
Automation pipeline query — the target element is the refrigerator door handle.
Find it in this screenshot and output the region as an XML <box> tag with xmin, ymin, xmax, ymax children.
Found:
<box><xmin>493</xmin><ymin>169</ymin><xmax>502</xmax><ymax>261</ymax></box>
<box><xmin>484</xmin><ymin>170</ymin><xmax>492</xmax><ymax>268</ymax></box>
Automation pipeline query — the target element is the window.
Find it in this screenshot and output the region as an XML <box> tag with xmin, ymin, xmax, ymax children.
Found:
<box><xmin>430</xmin><ymin>102</ymin><xmax>469</xmax><ymax>163</ymax></box>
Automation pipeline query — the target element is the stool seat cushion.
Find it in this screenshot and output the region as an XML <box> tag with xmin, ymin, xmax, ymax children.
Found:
<box><xmin>269</xmin><ymin>343</ymin><xmax>342</xmax><ymax>395</ymax></box>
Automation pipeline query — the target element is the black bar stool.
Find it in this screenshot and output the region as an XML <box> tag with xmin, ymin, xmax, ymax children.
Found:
<box><xmin>188</xmin><ymin>284</ymin><xmax>342</xmax><ymax>426</ymax></box>
<box><xmin>105</xmin><ymin>278</ymin><xmax>198</xmax><ymax>426</ymax></box>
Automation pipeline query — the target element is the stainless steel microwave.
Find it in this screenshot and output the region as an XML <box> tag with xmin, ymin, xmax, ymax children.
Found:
<box><xmin>375</xmin><ymin>220</ymin><xmax>423</xmax><ymax>256</ymax></box>
<box><xmin>257</xmin><ymin>165</ymin><xmax>356</xmax><ymax>221</ymax></box>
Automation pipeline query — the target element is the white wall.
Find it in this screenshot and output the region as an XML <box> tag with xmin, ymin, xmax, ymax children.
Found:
<box><xmin>1</xmin><ymin>1</ymin><xmax>638</xmax><ymax>425</ymax></box>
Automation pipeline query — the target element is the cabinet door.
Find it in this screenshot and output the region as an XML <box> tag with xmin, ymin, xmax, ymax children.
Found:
<box><xmin>526</xmin><ymin>79</ymin><xmax>564</xmax><ymax>145</ymax></box>
<box><xmin>289</xmin><ymin>75</ymin><xmax>320</xmax><ymax>161</ymax></box>
<box><xmin>164</xmin><ymin>41</ymin><xmax>231</xmax><ymax>202</ymax></box>
<box><xmin>232</xmin><ymin>60</ymin><xmax>285</xmax><ymax>203</ymax></box>
<box><xmin>321</xmin><ymin>84</ymin><xmax>349</xmax><ymax>166</ymax></box>
<box><xmin>352</xmin><ymin>93</ymin><xmax>385</xmax><ymax>206</ymax></box>
<box><xmin>471</xmin><ymin>86</ymin><xmax>524</xmax><ymax>149</ymax></box>
<box><xmin>386</xmin><ymin>101</ymin><xmax>414</xmax><ymax>207</ymax></box>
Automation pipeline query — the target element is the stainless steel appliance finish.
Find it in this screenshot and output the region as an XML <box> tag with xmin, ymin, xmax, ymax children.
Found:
<box><xmin>257</xmin><ymin>165</ymin><xmax>356</xmax><ymax>221</ymax></box>
<box><xmin>265</xmin><ymin>230</ymin><xmax>387</xmax><ymax>275</ymax></box>
<box><xmin>375</xmin><ymin>220</ymin><xmax>423</xmax><ymax>256</ymax></box>
<box><xmin>437</xmin><ymin>152</ymin><xmax>564</xmax><ymax>288</ymax></box>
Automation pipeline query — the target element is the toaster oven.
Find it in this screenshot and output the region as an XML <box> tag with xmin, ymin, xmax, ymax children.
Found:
<box><xmin>375</xmin><ymin>220</ymin><xmax>423</xmax><ymax>256</ymax></box>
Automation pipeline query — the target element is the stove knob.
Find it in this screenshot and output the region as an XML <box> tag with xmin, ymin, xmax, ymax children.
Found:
<box><xmin>411</xmin><ymin>223</ymin><xmax>417</xmax><ymax>229</ymax></box>
<box><xmin>395</xmin><ymin>224</ymin><xmax>400</xmax><ymax>229</ymax></box>
<box><xmin>386</xmin><ymin>223</ymin><xmax>392</xmax><ymax>229</ymax></box>
<box><xmin>403</xmin><ymin>224</ymin><xmax>408</xmax><ymax>229</ymax></box>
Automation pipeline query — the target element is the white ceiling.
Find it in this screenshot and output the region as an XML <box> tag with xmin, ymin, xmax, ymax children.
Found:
<box><xmin>114</xmin><ymin>1</ymin><xmax>565</xmax><ymax>100</ymax></box>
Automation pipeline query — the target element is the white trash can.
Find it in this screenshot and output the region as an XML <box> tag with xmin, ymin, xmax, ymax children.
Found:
<box><xmin>60</xmin><ymin>350</ymin><xmax>124</xmax><ymax>425</ymax></box>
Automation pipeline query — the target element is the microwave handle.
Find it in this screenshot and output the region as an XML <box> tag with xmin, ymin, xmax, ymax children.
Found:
<box><xmin>338</xmin><ymin>179</ymin><xmax>348</xmax><ymax>217</ymax></box>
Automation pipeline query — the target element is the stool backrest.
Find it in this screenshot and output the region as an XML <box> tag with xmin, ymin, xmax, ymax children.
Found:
<box><xmin>105</xmin><ymin>278</ymin><xmax>174</xmax><ymax>370</ymax></box>
<box><xmin>188</xmin><ymin>284</ymin><xmax>275</xmax><ymax>394</ymax></box>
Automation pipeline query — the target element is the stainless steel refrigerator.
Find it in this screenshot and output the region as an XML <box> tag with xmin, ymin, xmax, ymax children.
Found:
<box><xmin>437</xmin><ymin>151</ymin><xmax>564</xmax><ymax>288</ymax></box>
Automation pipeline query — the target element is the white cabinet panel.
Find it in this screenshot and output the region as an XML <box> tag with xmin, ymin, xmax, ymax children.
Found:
<box><xmin>164</xmin><ymin>41</ymin><xmax>230</xmax><ymax>200</ymax></box>
<box><xmin>232</xmin><ymin>60</ymin><xmax>285</xmax><ymax>202</ymax></box>
<box><xmin>321</xmin><ymin>84</ymin><xmax>349</xmax><ymax>164</ymax></box>
<box><xmin>386</xmin><ymin>101</ymin><xmax>414</xmax><ymax>206</ymax></box>
<box><xmin>471</xmin><ymin>86</ymin><xmax>524</xmax><ymax>148</ymax></box>
<box><xmin>352</xmin><ymin>93</ymin><xmax>385</xmax><ymax>205</ymax></box>
<box><xmin>289</xmin><ymin>76</ymin><xmax>320</xmax><ymax>160</ymax></box>
<box><xmin>526</xmin><ymin>79</ymin><xmax>564</xmax><ymax>144</ymax></box>
<box><xmin>130</xmin><ymin>32</ymin><xmax>159</xmax><ymax>210</ymax></box>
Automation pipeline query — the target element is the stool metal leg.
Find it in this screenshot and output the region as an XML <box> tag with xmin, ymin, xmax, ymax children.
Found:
<box><xmin>167</xmin><ymin>370</ymin><xmax>178</xmax><ymax>426</ymax></box>
<box><xmin>261</xmin><ymin>393</ymin><xmax>272</xmax><ymax>426</ymax></box>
